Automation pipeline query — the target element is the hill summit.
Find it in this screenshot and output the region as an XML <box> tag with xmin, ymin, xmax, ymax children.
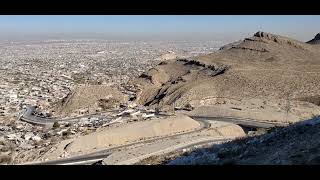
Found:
<box><xmin>307</xmin><ymin>33</ymin><xmax>320</xmax><ymax>44</ymax></box>
<box><xmin>131</xmin><ymin>31</ymin><xmax>320</xmax><ymax>123</ymax></box>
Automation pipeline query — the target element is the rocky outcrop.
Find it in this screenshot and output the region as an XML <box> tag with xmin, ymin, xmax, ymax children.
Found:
<box><xmin>133</xmin><ymin>32</ymin><xmax>320</xmax><ymax>119</ymax></box>
<box><xmin>307</xmin><ymin>33</ymin><xmax>320</xmax><ymax>44</ymax></box>
<box><xmin>252</xmin><ymin>31</ymin><xmax>307</xmax><ymax>49</ymax></box>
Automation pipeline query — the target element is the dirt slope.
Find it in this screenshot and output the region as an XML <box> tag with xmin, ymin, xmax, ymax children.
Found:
<box><xmin>55</xmin><ymin>85</ymin><xmax>128</xmax><ymax>115</ymax></box>
<box><xmin>40</xmin><ymin>114</ymin><xmax>201</xmax><ymax>159</ymax></box>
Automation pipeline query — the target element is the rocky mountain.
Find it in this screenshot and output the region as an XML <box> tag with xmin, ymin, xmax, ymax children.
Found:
<box><xmin>130</xmin><ymin>32</ymin><xmax>320</xmax><ymax>122</ymax></box>
<box><xmin>307</xmin><ymin>33</ymin><xmax>320</xmax><ymax>44</ymax></box>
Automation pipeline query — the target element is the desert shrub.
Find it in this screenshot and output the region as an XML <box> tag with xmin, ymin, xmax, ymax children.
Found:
<box><xmin>52</xmin><ymin>122</ymin><xmax>60</xmax><ymax>129</ymax></box>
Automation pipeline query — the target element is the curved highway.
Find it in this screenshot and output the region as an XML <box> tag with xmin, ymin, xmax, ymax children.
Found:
<box><xmin>190</xmin><ymin>115</ymin><xmax>288</xmax><ymax>128</ymax></box>
<box><xmin>23</xmin><ymin>119</ymin><xmax>210</xmax><ymax>165</ymax></box>
<box><xmin>19</xmin><ymin>106</ymin><xmax>120</xmax><ymax>126</ymax></box>
<box><xmin>19</xmin><ymin>106</ymin><xmax>287</xmax><ymax>165</ymax></box>
<box><xmin>19</xmin><ymin>106</ymin><xmax>285</xmax><ymax>128</ymax></box>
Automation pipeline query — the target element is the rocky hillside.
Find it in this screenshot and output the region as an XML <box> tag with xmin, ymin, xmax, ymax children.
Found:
<box><xmin>130</xmin><ymin>32</ymin><xmax>320</xmax><ymax>121</ymax></box>
<box><xmin>167</xmin><ymin>116</ymin><xmax>320</xmax><ymax>165</ymax></box>
<box><xmin>307</xmin><ymin>33</ymin><xmax>320</xmax><ymax>44</ymax></box>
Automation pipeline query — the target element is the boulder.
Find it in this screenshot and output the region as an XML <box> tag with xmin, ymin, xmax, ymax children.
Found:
<box><xmin>32</xmin><ymin>135</ymin><xmax>42</xmax><ymax>142</ymax></box>
<box><xmin>128</xmin><ymin>102</ymin><xmax>137</xmax><ymax>108</ymax></box>
<box><xmin>24</xmin><ymin>132</ymin><xmax>34</xmax><ymax>141</ymax></box>
<box><xmin>117</xmin><ymin>109</ymin><xmax>135</xmax><ymax>116</ymax></box>
<box><xmin>6</xmin><ymin>134</ymin><xmax>19</xmax><ymax>141</ymax></box>
<box><xmin>15</xmin><ymin>124</ymin><xmax>24</xmax><ymax>130</ymax></box>
<box><xmin>142</xmin><ymin>113</ymin><xmax>155</xmax><ymax>119</ymax></box>
<box><xmin>57</xmin><ymin>129</ymin><xmax>69</xmax><ymax>136</ymax></box>
<box><xmin>130</xmin><ymin>111</ymin><xmax>141</xmax><ymax>117</ymax></box>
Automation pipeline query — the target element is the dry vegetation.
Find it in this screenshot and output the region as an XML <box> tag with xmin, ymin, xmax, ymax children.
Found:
<box><xmin>167</xmin><ymin>116</ymin><xmax>320</xmax><ymax>165</ymax></box>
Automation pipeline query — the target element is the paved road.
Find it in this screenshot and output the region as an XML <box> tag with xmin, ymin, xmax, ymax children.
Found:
<box><xmin>23</xmin><ymin>115</ymin><xmax>285</xmax><ymax>165</ymax></box>
<box><xmin>19</xmin><ymin>107</ymin><xmax>286</xmax><ymax>165</ymax></box>
<box><xmin>116</xmin><ymin>115</ymin><xmax>289</xmax><ymax>165</ymax></box>
<box><xmin>115</xmin><ymin>137</ymin><xmax>231</xmax><ymax>165</ymax></box>
<box><xmin>23</xmin><ymin>152</ymin><xmax>113</xmax><ymax>165</ymax></box>
<box><xmin>20</xmin><ymin>106</ymin><xmax>284</xmax><ymax>128</ymax></box>
<box><xmin>234</xmin><ymin>68</ymin><xmax>320</xmax><ymax>74</ymax></box>
<box><xmin>190</xmin><ymin>115</ymin><xmax>287</xmax><ymax>128</ymax></box>
<box><xmin>19</xmin><ymin>106</ymin><xmax>119</xmax><ymax>126</ymax></box>
<box><xmin>22</xmin><ymin>118</ymin><xmax>211</xmax><ymax>165</ymax></box>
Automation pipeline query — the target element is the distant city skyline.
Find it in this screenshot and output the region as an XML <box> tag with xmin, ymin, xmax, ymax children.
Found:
<box><xmin>0</xmin><ymin>15</ymin><xmax>319</xmax><ymax>41</ymax></box>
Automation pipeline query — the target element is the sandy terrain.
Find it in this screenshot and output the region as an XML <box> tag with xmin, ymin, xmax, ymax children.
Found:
<box><xmin>104</xmin><ymin>121</ymin><xmax>245</xmax><ymax>165</ymax></box>
<box><xmin>56</xmin><ymin>85</ymin><xmax>128</xmax><ymax>115</ymax></box>
<box><xmin>39</xmin><ymin>114</ymin><xmax>201</xmax><ymax>160</ymax></box>
<box><xmin>126</xmin><ymin>120</ymin><xmax>246</xmax><ymax>165</ymax></box>
<box><xmin>97</xmin><ymin>119</ymin><xmax>245</xmax><ymax>165</ymax></box>
<box><xmin>18</xmin><ymin>114</ymin><xmax>247</xmax><ymax>164</ymax></box>
<box><xmin>184</xmin><ymin>98</ymin><xmax>320</xmax><ymax>123</ymax></box>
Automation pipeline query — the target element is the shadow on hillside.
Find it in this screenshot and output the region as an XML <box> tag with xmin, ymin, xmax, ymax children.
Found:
<box><xmin>166</xmin><ymin>115</ymin><xmax>320</xmax><ymax>165</ymax></box>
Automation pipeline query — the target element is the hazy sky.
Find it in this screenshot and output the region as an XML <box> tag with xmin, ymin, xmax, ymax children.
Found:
<box><xmin>0</xmin><ymin>15</ymin><xmax>319</xmax><ymax>41</ymax></box>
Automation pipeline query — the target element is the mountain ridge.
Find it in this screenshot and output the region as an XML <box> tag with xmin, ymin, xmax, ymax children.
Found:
<box><xmin>131</xmin><ymin>31</ymin><xmax>320</xmax><ymax>122</ymax></box>
<box><xmin>307</xmin><ymin>33</ymin><xmax>320</xmax><ymax>44</ymax></box>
